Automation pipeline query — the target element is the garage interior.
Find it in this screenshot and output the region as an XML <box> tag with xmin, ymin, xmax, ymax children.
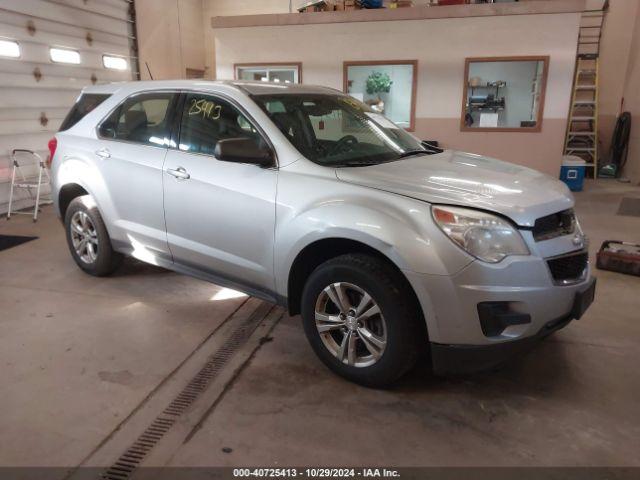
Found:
<box><xmin>1</xmin><ymin>0</ymin><xmax>640</xmax><ymax>477</ymax></box>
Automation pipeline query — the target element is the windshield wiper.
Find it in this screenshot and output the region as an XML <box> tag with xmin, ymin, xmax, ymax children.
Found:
<box><xmin>398</xmin><ymin>149</ymin><xmax>431</xmax><ymax>158</ymax></box>
<box><xmin>335</xmin><ymin>160</ymin><xmax>384</xmax><ymax>167</ymax></box>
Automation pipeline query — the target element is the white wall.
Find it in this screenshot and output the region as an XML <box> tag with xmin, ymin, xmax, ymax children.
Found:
<box><xmin>0</xmin><ymin>0</ymin><xmax>135</xmax><ymax>214</ymax></box>
<box><xmin>214</xmin><ymin>13</ymin><xmax>581</xmax><ymax>174</ymax></box>
<box><xmin>203</xmin><ymin>0</ymin><xmax>300</xmax><ymax>80</ymax></box>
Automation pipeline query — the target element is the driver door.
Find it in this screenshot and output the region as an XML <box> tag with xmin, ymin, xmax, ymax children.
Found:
<box><xmin>163</xmin><ymin>92</ymin><xmax>277</xmax><ymax>295</ymax></box>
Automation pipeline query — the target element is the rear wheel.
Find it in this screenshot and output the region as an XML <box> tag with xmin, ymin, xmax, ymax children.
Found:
<box><xmin>301</xmin><ymin>254</ymin><xmax>425</xmax><ymax>388</ymax></box>
<box><xmin>64</xmin><ymin>196</ymin><xmax>122</xmax><ymax>276</ymax></box>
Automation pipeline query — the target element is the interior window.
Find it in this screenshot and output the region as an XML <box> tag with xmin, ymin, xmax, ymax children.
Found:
<box><xmin>178</xmin><ymin>94</ymin><xmax>262</xmax><ymax>155</ymax></box>
<box><xmin>462</xmin><ymin>57</ymin><xmax>548</xmax><ymax>131</ymax></box>
<box><xmin>344</xmin><ymin>61</ymin><xmax>417</xmax><ymax>131</ymax></box>
<box><xmin>99</xmin><ymin>92</ymin><xmax>175</xmax><ymax>147</ymax></box>
<box><xmin>236</xmin><ymin>64</ymin><xmax>300</xmax><ymax>84</ymax></box>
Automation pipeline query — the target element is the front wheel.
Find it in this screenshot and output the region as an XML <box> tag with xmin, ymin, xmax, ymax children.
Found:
<box><xmin>301</xmin><ymin>254</ymin><xmax>425</xmax><ymax>388</ymax></box>
<box><xmin>64</xmin><ymin>196</ymin><xmax>123</xmax><ymax>276</ymax></box>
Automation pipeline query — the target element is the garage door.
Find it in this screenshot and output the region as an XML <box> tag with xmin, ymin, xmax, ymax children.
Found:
<box><xmin>0</xmin><ymin>0</ymin><xmax>138</xmax><ymax>214</ymax></box>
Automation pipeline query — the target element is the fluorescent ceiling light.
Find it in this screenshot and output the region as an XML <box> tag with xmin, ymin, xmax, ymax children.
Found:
<box><xmin>50</xmin><ymin>47</ymin><xmax>80</xmax><ymax>64</ymax></box>
<box><xmin>0</xmin><ymin>39</ymin><xmax>20</xmax><ymax>58</ymax></box>
<box><xmin>103</xmin><ymin>55</ymin><xmax>128</xmax><ymax>70</ymax></box>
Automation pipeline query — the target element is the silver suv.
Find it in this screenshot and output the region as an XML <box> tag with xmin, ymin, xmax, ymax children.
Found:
<box><xmin>50</xmin><ymin>81</ymin><xmax>595</xmax><ymax>387</ymax></box>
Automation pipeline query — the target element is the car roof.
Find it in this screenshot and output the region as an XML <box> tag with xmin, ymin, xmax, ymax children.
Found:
<box><xmin>80</xmin><ymin>79</ymin><xmax>341</xmax><ymax>97</ymax></box>
<box><xmin>231</xmin><ymin>81</ymin><xmax>341</xmax><ymax>96</ymax></box>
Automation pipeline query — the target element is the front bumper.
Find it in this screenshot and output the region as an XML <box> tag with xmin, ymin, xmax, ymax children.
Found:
<box><xmin>429</xmin><ymin>276</ymin><xmax>595</xmax><ymax>375</ymax></box>
<box><xmin>402</xmin><ymin>250</ymin><xmax>596</xmax><ymax>373</ymax></box>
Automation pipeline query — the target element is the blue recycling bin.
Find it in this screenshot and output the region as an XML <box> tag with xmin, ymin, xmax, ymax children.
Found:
<box><xmin>560</xmin><ymin>156</ymin><xmax>586</xmax><ymax>192</ymax></box>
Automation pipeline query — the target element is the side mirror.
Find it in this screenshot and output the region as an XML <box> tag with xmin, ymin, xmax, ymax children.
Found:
<box><xmin>99</xmin><ymin>124</ymin><xmax>116</xmax><ymax>139</ymax></box>
<box><xmin>214</xmin><ymin>137</ymin><xmax>274</xmax><ymax>168</ymax></box>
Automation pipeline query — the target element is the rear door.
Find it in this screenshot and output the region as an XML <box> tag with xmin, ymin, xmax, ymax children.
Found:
<box><xmin>163</xmin><ymin>92</ymin><xmax>277</xmax><ymax>295</ymax></box>
<box><xmin>95</xmin><ymin>91</ymin><xmax>179</xmax><ymax>262</ymax></box>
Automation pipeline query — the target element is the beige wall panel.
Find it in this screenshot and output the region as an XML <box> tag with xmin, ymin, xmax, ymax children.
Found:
<box><xmin>621</xmin><ymin>6</ymin><xmax>640</xmax><ymax>184</ymax></box>
<box><xmin>598</xmin><ymin>0</ymin><xmax>639</xmax><ymax>154</ymax></box>
<box><xmin>136</xmin><ymin>0</ymin><xmax>205</xmax><ymax>79</ymax></box>
<box><xmin>136</xmin><ymin>0</ymin><xmax>181</xmax><ymax>79</ymax></box>
<box><xmin>214</xmin><ymin>13</ymin><xmax>581</xmax><ymax>175</ymax></box>
<box><xmin>203</xmin><ymin>0</ymin><xmax>295</xmax><ymax>79</ymax></box>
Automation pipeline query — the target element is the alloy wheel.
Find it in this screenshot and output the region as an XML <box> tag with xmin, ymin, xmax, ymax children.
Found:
<box><xmin>314</xmin><ymin>282</ymin><xmax>387</xmax><ymax>368</ymax></box>
<box><xmin>70</xmin><ymin>210</ymin><xmax>99</xmax><ymax>264</ymax></box>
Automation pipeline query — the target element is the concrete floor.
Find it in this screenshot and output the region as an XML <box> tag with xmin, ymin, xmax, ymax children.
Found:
<box><xmin>1</xmin><ymin>179</ymin><xmax>640</xmax><ymax>468</ymax></box>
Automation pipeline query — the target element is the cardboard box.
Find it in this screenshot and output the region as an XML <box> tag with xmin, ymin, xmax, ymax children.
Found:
<box><xmin>437</xmin><ymin>0</ymin><xmax>467</xmax><ymax>5</ymax></box>
<box><xmin>298</xmin><ymin>0</ymin><xmax>330</xmax><ymax>12</ymax></box>
<box><xmin>328</xmin><ymin>0</ymin><xmax>360</xmax><ymax>10</ymax></box>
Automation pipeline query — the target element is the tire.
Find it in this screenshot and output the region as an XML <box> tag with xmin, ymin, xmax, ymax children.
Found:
<box><xmin>64</xmin><ymin>196</ymin><xmax>123</xmax><ymax>276</ymax></box>
<box><xmin>301</xmin><ymin>253</ymin><xmax>425</xmax><ymax>388</ymax></box>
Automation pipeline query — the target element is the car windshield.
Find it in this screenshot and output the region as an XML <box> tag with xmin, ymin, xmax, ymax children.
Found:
<box><xmin>252</xmin><ymin>93</ymin><xmax>435</xmax><ymax>167</ymax></box>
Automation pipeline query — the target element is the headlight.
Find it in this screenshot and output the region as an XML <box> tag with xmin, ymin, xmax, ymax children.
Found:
<box><xmin>432</xmin><ymin>205</ymin><xmax>529</xmax><ymax>263</ymax></box>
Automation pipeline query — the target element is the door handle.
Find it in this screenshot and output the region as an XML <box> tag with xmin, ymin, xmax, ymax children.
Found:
<box><xmin>95</xmin><ymin>148</ymin><xmax>111</xmax><ymax>159</ymax></box>
<box><xmin>167</xmin><ymin>166</ymin><xmax>190</xmax><ymax>180</ymax></box>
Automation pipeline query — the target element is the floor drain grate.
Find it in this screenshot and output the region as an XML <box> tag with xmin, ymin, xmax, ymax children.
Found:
<box><xmin>101</xmin><ymin>302</ymin><xmax>273</xmax><ymax>480</ymax></box>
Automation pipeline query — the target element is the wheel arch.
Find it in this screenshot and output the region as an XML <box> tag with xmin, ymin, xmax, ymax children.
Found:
<box><xmin>58</xmin><ymin>183</ymin><xmax>89</xmax><ymax>219</ymax></box>
<box><xmin>286</xmin><ymin>237</ymin><xmax>424</xmax><ymax>328</ymax></box>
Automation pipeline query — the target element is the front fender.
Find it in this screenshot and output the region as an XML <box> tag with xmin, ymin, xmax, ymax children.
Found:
<box><xmin>273</xmin><ymin>173</ymin><xmax>473</xmax><ymax>297</ymax></box>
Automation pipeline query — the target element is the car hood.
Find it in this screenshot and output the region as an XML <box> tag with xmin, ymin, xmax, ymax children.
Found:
<box><xmin>335</xmin><ymin>150</ymin><xmax>573</xmax><ymax>227</ymax></box>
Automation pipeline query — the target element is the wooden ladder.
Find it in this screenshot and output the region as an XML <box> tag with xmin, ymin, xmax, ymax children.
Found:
<box><xmin>563</xmin><ymin>6</ymin><xmax>606</xmax><ymax>176</ymax></box>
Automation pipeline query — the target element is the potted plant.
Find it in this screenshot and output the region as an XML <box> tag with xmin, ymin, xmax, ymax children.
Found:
<box><xmin>365</xmin><ymin>71</ymin><xmax>392</xmax><ymax>113</ymax></box>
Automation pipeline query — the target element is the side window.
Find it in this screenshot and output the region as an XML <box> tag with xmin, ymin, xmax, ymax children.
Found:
<box><xmin>60</xmin><ymin>93</ymin><xmax>111</xmax><ymax>132</ymax></box>
<box><xmin>99</xmin><ymin>92</ymin><xmax>176</xmax><ymax>147</ymax></box>
<box><xmin>178</xmin><ymin>93</ymin><xmax>262</xmax><ymax>155</ymax></box>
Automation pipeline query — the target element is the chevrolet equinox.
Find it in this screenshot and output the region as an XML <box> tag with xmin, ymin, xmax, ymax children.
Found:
<box><xmin>50</xmin><ymin>81</ymin><xmax>596</xmax><ymax>387</ymax></box>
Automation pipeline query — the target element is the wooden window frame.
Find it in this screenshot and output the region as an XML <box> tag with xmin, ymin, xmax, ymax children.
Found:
<box><xmin>460</xmin><ymin>55</ymin><xmax>549</xmax><ymax>133</ymax></box>
<box><xmin>343</xmin><ymin>60</ymin><xmax>418</xmax><ymax>132</ymax></box>
<box><xmin>234</xmin><ymin>62</ymin><xmax>303</xmax><ymax>83</ymax></box>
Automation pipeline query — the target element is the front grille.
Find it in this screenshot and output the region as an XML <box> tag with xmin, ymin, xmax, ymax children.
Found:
<box><xmin>533</xmin><ymin>209</ymin><xmax>576</xmax><ymax>241</ymax></box>
<box><xmin>547</xmin><ymin>251</ymin><xmax>588</xmax><ymax>284</ymax></box>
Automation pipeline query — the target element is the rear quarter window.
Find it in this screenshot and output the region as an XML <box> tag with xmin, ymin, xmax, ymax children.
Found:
<box><xmin>59</xmin><ymin>93</ymin><xmax>111</xmax><ymax>132</ymax></box>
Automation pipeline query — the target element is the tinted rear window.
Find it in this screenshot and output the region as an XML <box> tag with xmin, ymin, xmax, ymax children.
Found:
<box><xmin>59</xmin><ymin>93</ymin><xmax>111</xmax><ymax>131</ymax></box>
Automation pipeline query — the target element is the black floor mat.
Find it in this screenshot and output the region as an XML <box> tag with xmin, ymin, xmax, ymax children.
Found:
<box><xmin>0</xmin><ymin>235</ymin><xmax>38</xmax><ymax>252</ymax></box>
<box><xmin>618</xmin><ymin>197</ymin><xmax>640</xmax><ymax>217</ymax></box>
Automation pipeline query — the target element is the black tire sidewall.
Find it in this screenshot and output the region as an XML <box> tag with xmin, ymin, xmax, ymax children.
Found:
<box><xmin>301</xmin><ymin>255</ymin><xmax>422</xmax><ymax>387</ymax></box>
<box><xmin>64</xmin><ymin>197</ymin><xmax>120</xmax><ymax>276</ymax></box>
